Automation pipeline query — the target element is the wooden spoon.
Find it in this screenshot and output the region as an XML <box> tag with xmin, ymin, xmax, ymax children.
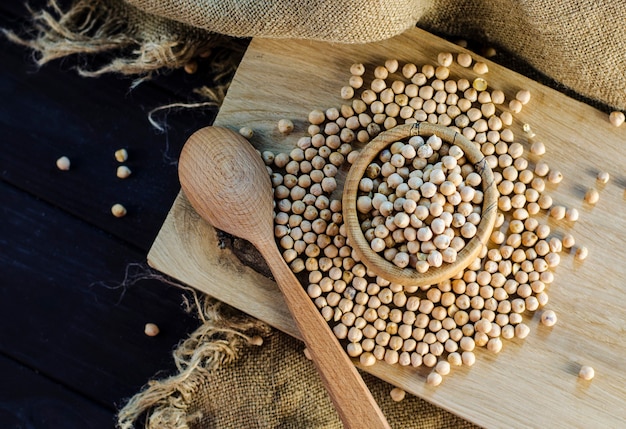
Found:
<box><xmin>178</xmin><ymin>126</ymin><xmax>390</xmax><ymax>429</ymax></box>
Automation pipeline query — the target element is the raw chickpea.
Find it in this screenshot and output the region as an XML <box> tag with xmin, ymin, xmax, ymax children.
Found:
<box><xmin>144</xmin><ymin>322</ymin><xmax>160</xmax><ymax>336</ymax></box>
<box><xmin>540</xmin><ymin>309</ymin><xmax>557</xmax><ymax>327</ymax></box>
<box><xmin>114</xmin><ymin>148</ymin><xmax>128</xmax><ymax>162</ymax></box>
<box><xmin>575</xmin><ymin>246</ymin><xmax>589</xmax><ymax>261</ymax></box>
<box><xmin>509</xmin><ymin>99</ymin><xmax>522</xmax><ymax>113</ymax></box>
<box><xmin>56</xmin><ymin>156</ymin><xmax>71</xmax><ymax>171</ymax></box>
<box><xmin>390</xmin><ymin>387</ymin><xmax>406</xmax><ymax>402</ymax></box>
<box><xmin>609</xmin><ymin>111</ymin><xmax>625</xmax><ymax>127</ymax></box>
<box><xmin>111</xmin><ymin>203</ymin><xmax>127</xmax><ymax>218</ymax></box>
<box><xmin>565</xmin><ymin>208</ymin><xmax>579</xmax><ymax>222</ymax></box>
<box><xmin>549</xmin><ymin>205</ymin><xmax>566</xmax><ymax>220</ymax></box>
<box><xmin>596</xmin><ymin>171</ymin><xmax>610</xmax><ymax>184</ymax></box>
<box><xmin>350</xmin><ymin>63</ymin><xmax>365</xmax><ymax>76</ymax></box>
<box><xmin>584</xmin><ymin>188</ymin><xmax>599</xmax><ymax>204</ymax></box>
<box><xmin>516</xmin><ymin>90</ymin><xmax>531</xmax><ymax>104</ymax></box>
<box><xmin>427</xmin><ymin>371</ymin><xmax>443</xmax><ymax>386</ymax></box>
<box><xmin>473</xmin><ymin>62</ymin><xmax>488</xmax><ymax>75</ymax></box>
<box><xmin>530</xmin><ymin>141</ymin><xmax>546</xmax><ymax>155</ymax></box>
<box><xmin>579</xmin><ymin>365</ymin><xmax>595</xmax><ymax>380</ymax></box>
<box><xmin>562</xmin><ymin>234</ymin><xmax>575</xmax><ymax>249</ymax></box>
<box><xmin>278</xmin><ymin>118</ymin><xmax>294</xmax><ymax>134</ymax></box>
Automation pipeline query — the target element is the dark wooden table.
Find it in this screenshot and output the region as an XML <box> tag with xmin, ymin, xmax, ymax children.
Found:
<box><xmin>0</xmin><ymin>2</ymin><xmax>233</xmax><ymax>426</ymax></box>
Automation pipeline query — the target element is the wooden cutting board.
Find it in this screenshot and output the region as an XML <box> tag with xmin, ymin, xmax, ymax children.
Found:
<box><xmin>148</xmin><ymin>27</ymin><xmax>626</xmax><ymax>428</ymax></box>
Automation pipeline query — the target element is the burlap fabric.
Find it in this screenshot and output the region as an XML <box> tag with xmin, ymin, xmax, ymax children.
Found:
<box><xmin>6</xmin><ymin>0</ymin><xmax>626</xmax><ymax>110</ymax></box>
<box><xmin>182</xmin><ymin>328</ymin><xmax>477</xmax><ymax>429</ymax></box>
<box><xmin>123</xmin><ymin>0</ymin><xmax>626</xmax><ymax>110</ymax></box>
<box><xmin>6</xmin><ymin>1</ymin><xmax>624</xmax><ymax>428</ymax></box>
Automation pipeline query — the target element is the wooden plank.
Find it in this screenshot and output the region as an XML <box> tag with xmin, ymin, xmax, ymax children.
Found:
<box><xmin>0</xmin><ymin>181</ymin><xmax>199</xmax><ymax>406</ymax></box>
<box><xmin>0</xmin><ymin>354</ymin><xmax>115</xmax><ymax>428</ymax></box>
<box><xmin>150</xmin><ymin>27</ymin><xmax>626</xmax><ymax>428</ymax></box>
<box><xmin>0</xmin><ymin>32</ymin><xmax>215</xmax><ymax>251</ymax></box>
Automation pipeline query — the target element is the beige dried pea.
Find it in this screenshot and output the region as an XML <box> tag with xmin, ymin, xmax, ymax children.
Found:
<box><xmin>609</xmin><ymin>111</ymin><xmax>625</xmax><ymax>127</ymax></box>
<box><xmin>579</xmin><ymin>365</ymin><xmax>595</xmax><ymax>380</ymax></box>
<box><xmin>144</xmin><ymin>322</ymin><xmax>160</xmax><ymax>336</ymax></box>
<box><xmin>111</xmin><ymin>203</ymin><xmax>127</xmax><ymax>218</ymax></box>
<box><xmin>56</xmin><ymin>156</ymin><xmax>71</xmax><ymax>171</ymax></box>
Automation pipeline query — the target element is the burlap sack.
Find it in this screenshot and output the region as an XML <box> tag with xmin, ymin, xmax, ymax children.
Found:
<box><xmin>126</xmin><ymin>0</ymin><xmax>626</xmax><ymax>110</ymax></box>
<box><xmin>6</xmin><ymin>0</ymin><xmax>625</xmax><ymax>110</ymax></box>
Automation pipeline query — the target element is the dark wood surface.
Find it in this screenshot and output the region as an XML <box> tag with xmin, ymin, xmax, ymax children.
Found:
<box><xmin>0</xmin><ymin>2</ymin><xmax>233</xmax><ymax>426</ymax></box>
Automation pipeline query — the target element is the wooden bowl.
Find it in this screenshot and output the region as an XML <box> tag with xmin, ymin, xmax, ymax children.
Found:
<box><xmin>342</xmin><ymin>122</ymin><xmax>499</xmax><ymax>287</ymax></box>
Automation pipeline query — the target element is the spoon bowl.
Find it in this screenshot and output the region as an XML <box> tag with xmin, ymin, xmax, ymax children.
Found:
<box><xmin>178</xmin><ymin>126</ymin><xmax>390</xmax><ymax>429</ymax></box>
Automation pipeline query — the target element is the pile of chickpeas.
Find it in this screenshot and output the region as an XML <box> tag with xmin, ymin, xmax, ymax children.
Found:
<box><xmin>255</xmin><ymin>52</ymin><xmax>587</xmax><ymax>387</ymax></box>
<box><xmin>355</xmin><ymin>133</ymin><xmax>484</xmax><ymax>272</ymax></box>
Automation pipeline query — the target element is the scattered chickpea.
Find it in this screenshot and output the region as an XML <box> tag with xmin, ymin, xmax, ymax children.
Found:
<box><xmin>535</xmin><ymin>162</ymin><xmax>550</xmax><ymax>177</ymax></box>
<box><xmin>144</xmin><ymin>322</ymin><xmax>160</xmax><ymax>336</ymax></box>
<box><xmin>516</xmin><ymin>90</ymin><xmax>531</xmax><ymax>105</ymax></box>
<box><xmin>390</xmin><ymin>387</ymin><xmax>406</xmax><ymax>402</ymax></box>
<box><xmin>117</xmin><ymin>165</ymin><xmax>132</xmax><ymax>179</ymax></box>
<box><xmin>56</xmin><ymin>156</ymin><xmax>71</xmax><ymax>171</ymax></box>
<box><xmin>435</xmin><ymin>360</ymin><xmax>451</xmax><ymax>376</ymax></box>
<box><xmin>530</xmin><ymin>141</ymin><xmax>545</xmax><ymax>156</ymax></box>
<box><xmin>341</xmin><ymin>86</ymin><xmax>355</xmax><ymax>100</ymax></box>
<box><xmin>609</xmin><ymin>111</ymin><xmax>625</xmax><ymax>127</ymax></box>
<box><xmin>308</xmin><ymin>110</ymin><xmax>326</xmax><ymax>125</ymax></box>
<box><xmin>472</xmin><ymin>78</ymin><xmax>488</xmax><ymax>91</ymax></box>
<box><xmin>565</xmin><ymin>208</ymin><xmax>579</xmax><ymax>222</ymax></box>
<box><xmin>584</xmin><ymin>188</ymin><xmax>599</xmax><ymax>205</ymax></box>
<box><xmin>239</xmin><ymin>126</ymin><xmax>254</xmax><ymax>139</ymax></box>
<box><xmin>540</xmin><ymin>310</ymin><xmax>557</xmax><ymax>327</ymax></box>
<box><xmin>249</xmin><ymin>335</ymin><xmax>264</xmax><ymax>346</ymax></box>
<box><xmin>473</xmin><ymin>62</ymin><xmax>489</xmax><ymax>75</ymax></box>
<box><xmin>547</xmin><ymin>170</ymin><xmax>563</xmax><ymax>184</ymax></box>
<box><xmin>350</xmin><ymin>63</ymin><xmax>365</xmax><ymax>76</ymax></box>
<box><xmin>426</xmin><ymin>371</ymin><xmax>443</xmax><ymax>386</ymax></box>
<box><xmin>461</xmin><ymin>351</ymin><xmax>476</xmax><ymax>366</ymax></box>
<box><xmin>596</xmin><ymin>171</ymin><xmax>610</xmax><ymax>184</ymax></box>
<box><xmin>183</xmin><ymin>60</ymin><xmax>198</xmax><ymax>74</ymax></box>
<box><xmin>114</xmin><ymin>148</ymin><xmax>128</xmax><ymax>162</ymax></box>
<box><xmin>278</xmin><ymin>119</ymin><xmax>295</xmax><ymax>134</ymax></box>
<box><xmin>575</xmin><ymin>246</ymin><xmax>589</xmax><ymax>261</ymax></box>
<box><xmin>562</xmin><ymin>234</ymin><xmax>576</xmax><ymax>249</ymax></box>
<box><xmin>456</xmin><ymin>52</ymin><xmax>472</xmax><ymax>68</ymax></box>
<box><xmin>549</xmin><ymin>205</ymin><xmax>566</xmax><ymax>220</ymax></box>
<box><xmin>111</xmin><ymin>203</ymin><xmax>127</xmax><ymax>218</ymax></box>
<box><xmin>578</xmin><ymin>365</ymin><xmax>595</xmax><ymax>381</ymax></box>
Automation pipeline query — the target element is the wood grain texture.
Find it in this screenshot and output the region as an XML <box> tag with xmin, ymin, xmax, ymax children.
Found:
<box><xmin>342</xmin><ymin>122</ymin><xmax>498</xmax><ymax>286</ymax></box>
<box><xmin>178</xmin><ymin>126</ymin><xmax>390</xmax><ymax>428</ymax></box>
<box><xmin>149</xmin><ymin>27</ymin><xmax>626</xmax><ymax>428</ymax></box>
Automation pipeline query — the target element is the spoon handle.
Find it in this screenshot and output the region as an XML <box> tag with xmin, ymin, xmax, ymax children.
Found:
<box><xmin>259</xmin><ymin>243</ymin><xmax>391</xmax><ymax>429</ymax></box>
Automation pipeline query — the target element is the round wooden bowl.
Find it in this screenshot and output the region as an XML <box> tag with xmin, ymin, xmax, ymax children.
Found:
<box><xmin>342</xmin><ymin>122</ymin><xmax>499</xmax><ymax>287</ymax></box>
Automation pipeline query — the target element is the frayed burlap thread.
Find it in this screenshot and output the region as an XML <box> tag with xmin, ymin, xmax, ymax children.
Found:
<box><xmin>117</xmin><ymin>298</ymin><xmax>273</xmax><ymax>429</ymax></box>
<box><xmin>2</xmin><ymin>0</ymin><xmax>239</xmax><ymax>85</ymax></box>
